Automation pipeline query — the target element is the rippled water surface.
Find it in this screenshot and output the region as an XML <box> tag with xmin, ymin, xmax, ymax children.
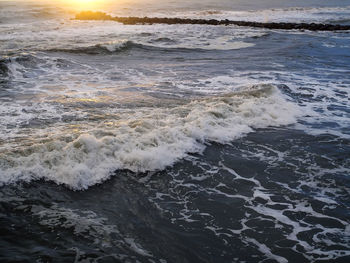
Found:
<box><xmin>0</xmin><ymin>0</ymin><xmax>350</xmax><ymax>262</ymax></box>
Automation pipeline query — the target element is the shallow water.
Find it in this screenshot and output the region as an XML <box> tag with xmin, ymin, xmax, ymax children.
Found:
<box><xmin>0</xmin><ymin>0</ymin><xmax>350</xmax><ymax>262</ymax></box>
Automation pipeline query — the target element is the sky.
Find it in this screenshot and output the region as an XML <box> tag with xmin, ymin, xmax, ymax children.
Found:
<box><xmin>1</xmin><ymin>0</ymin><xmax>350</xmax><ymax>13</ymax></box>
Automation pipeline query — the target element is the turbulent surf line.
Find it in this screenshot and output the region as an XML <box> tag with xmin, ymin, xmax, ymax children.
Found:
<box><xmin>46</xmin><ymin>40</ymin><xmax>254</xmax><ymax>55</ymax></box>
<box><xmin>0</xmin><ymin>84</ymin><xmax>302</xmax><ymax>190</ymax></box>
<box><xmin>75</xmin><ymin>11</ymin><xmax>350</xmax><ymax>31</ymax></box>
<box><xmin>47</xmin><ymin>40</ymin><xmax>136</xmax><ymax>54</ymax></box>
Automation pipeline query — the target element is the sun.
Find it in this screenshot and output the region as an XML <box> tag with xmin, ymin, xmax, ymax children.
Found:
<box><xmin>59</xmin><ymin>0</ymin><xmax>107</xmax><ymax>11</ymax></box>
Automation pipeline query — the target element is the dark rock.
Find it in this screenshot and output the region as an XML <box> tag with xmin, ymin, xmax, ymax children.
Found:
<box><xmin>74</xmin><ymin>11</ymin><xmax>350</xmax><ymax>31</ymax></box>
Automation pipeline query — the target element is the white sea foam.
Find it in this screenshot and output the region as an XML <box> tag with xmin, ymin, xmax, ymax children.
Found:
<box><xmin>100</xmin><ymin>40</ymin><xmax>131</xmax><ymax>52</ymax></box>
<box><xmin>148</xmin><ymin>148</ymin><xmax>350</xmax><ymax>262</ymax></box>
<box><xmin>206</xmin><ymin>70</ymin><xmax>350</xmax><ymax>139</ymax></box>
<box><xmin>124</xmin><ymin>238</ymin><xmax>153</xmax><ymax>257</ymax></box>
<box><xmin>246</xmin><ymin>238</ymin><xmax>288</xmax><ymax>263</ymax></box>
<box><xmin>0</xmin><ymin>84</ymin><xmax>302</xmax><ymax>189</ymax></box>
<box><xmin>31</xmin><ymin>204</ymin><xmax>120</xmax><ymax>247</ymax></box>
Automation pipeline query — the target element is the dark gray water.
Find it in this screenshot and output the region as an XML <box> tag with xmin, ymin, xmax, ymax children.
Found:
<box><xmin>0</xmin><ymin>0</ymin><xmax>350</xmax><ymax>262</ymax></box>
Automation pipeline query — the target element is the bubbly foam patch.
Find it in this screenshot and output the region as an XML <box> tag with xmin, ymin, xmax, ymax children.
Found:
<box><xmin>0</xmin><ymin>85</ymin><xmax>301</xmax><ymax>189</ymax></box>
<box><xmin>32</xmin><ymin>204</ymin><xmax>120</xmax><ymax>247</ymax></box>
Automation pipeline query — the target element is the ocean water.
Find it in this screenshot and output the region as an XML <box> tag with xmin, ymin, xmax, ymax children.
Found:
<box><xmin>0</xmin><ymin>0</ymin><xmax>350</xmax><ymax>262</ymax></box>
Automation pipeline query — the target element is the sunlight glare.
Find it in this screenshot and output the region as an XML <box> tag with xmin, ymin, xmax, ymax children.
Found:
<box><xmin>59</xmin><ymin>0</ymin><xmax>108</xmax><ymax>11</ymax></box>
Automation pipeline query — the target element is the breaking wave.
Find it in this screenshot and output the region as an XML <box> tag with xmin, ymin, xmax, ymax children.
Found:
<box><xmin>0</xmin><ymin>84</ymin><xmax>302</xmax><ymax>190</ymax></box>
<box><xmin>47</xmin><ymin>40</ymin><xmax>138</xmax><ymax>55</ymax></box>
<box><xmin>46</xmin><ymin>39</ymin><xmax>254</xmax><ymax>55</ymax></box>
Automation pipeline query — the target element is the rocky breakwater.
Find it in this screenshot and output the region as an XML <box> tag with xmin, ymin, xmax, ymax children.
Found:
<box><xmin>75</xmin><ymin>11</ymin><xmax>350</xmax><ymax>31</ymax></box>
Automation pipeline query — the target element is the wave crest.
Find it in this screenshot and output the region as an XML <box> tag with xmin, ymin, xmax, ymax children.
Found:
<box><xmin>0</xmin><ymin>84</ymin><xmax>302</xmax><ymax>190</ymax></box>
<box><xmin>47</xmin><ymin>40</ymin><xmax>136</xmax><ymax>55</ymax></box>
